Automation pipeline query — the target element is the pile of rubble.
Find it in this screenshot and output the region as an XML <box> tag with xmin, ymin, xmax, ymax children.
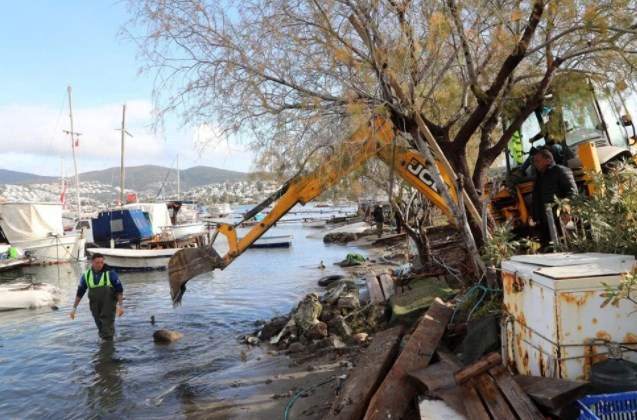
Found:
<box><xmin>245</xmin><ymin>279</ymin><xmax>387</xmax><ymax>354</ymax></box>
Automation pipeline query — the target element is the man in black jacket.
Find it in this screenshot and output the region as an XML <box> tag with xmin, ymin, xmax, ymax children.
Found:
<box><xmin>372</xmin><ymin>204</ymin><xmax>384</xmax><ymax>238</ymax></box>
<box><xmin>530</xmin><ymin>149</ymin><xmax>577</xmax><ymax>248</ymax></box>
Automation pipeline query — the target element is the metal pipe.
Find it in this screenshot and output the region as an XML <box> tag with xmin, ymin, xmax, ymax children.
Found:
<box><xmin>545</xmin><ymin>204</ymin><xmax>559</xmax><ymax>245</ymax></box>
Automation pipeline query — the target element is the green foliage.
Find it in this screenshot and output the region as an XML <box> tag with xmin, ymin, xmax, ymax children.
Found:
<box><xmin>481</xmin><ymin>224</ymin><xmax>520</xmax><ymax>267</ymax></box>
<box><xmin>559</xmin><ymin>168</ymin><xmax>637</xmax><ymax>256</ymax></box>
<box><xmin>600</xmin><ymin>267</ymin><xmax>637</xmax><ymax>309</ymax></box>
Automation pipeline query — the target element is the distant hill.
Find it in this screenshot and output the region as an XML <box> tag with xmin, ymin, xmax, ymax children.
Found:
<box><xmin>0</xmin><ymin>165</ymin><xmax>247</xmax><ymax>191</ymax></box>
<box><xmin>0</xmin><ymin>169</ymin><xmax>57</xmax><ymax>184</ymax></box>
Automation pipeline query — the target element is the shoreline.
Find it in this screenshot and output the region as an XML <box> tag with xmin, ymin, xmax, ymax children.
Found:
<box><xmin>203</xmin><ymin>237</ymin><xmax>406</xmax><ymax>419</ymax></box>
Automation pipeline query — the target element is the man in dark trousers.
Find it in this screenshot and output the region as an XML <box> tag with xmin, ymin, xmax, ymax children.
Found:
<box><xmin>529</xmin><ymin>149</ymin><xmax>577</xmax><ymax>248</ymax></box>
<box><xmin>70</xmin><ymin>253</ymin><xmax>124</xmax><ymax>341</ymax></box>
<box><xmin>372</xmin><ymin>204</ymin><xmax>385</xmax><ymax>238</ymax></box>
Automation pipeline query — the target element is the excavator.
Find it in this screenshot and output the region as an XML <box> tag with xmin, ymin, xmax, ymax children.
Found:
<box><xmin>168</xmin><ymin>118</ymin><xmax>471</xmax><ymax>304</ymax></box>
<box><xmin>489</xmin><ymin>82</ymin><xmax>636</xmax><ymax>227</ymax></box>
<box><xmin>168</xmin><ymin>85</ymin><xmax>637</xmax><ymax>304</ymax></box>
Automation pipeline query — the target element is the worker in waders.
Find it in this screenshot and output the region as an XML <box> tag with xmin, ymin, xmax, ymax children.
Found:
<box><xmin>70</xmin><ymin>253</ymin><xmax>124</xmax><ymax>341</ymax></box>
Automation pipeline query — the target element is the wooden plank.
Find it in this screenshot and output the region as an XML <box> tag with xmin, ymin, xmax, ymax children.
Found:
<box><xmin>460</xmin><ymin>382</ymin><xmax>490</xmax><ymax>420</ymax></box>
<box><xmin>364</xmin><ymin>270</ymin><xmax>385</xmax><ymax>304</ymax></box>
<box><xmin>513</xmin><ymin>375</ymin><xmax>592</xmax><ymax>411</ymax></box>
<box><xmin>331</xmin><ymin>326</ymin><xmax>405</xmax><ymax>420</ymax></box>
<box><xmin>378</xmin><ymin>273</ymin><xmax>395</xmax><ymax>300</ymax></box>
<box><xmin>364</xmin><ymin>298</ymin><xmax>453</xmax><ymax>419</ymax></box>
<box><xmin>454</xmin><ymin>352</ymin><xmax>502</xmax><ymax>385</ymax></box>
<box><xmin>408</xmin><ymin>362</ymin><xmax>467</xmax><ymax>417</ymax></box>
<box><xmin>489</xmin><ymin>366</ymin><xmax>544</xmax><ymax>419</ymax></box>
<box><xmin>473</xmin><ymin>373</ymin><xmax>516</xmax><ymax>419</ymax></box>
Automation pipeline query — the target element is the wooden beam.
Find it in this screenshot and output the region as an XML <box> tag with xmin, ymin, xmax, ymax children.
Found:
<box><xmin>378</xmin><ymin>272</ymin><xmax>395</xmax><ymax>300</ymax></box>
<box><xmin>513</xmin><ymin>375</ymin><xmax>592</xmax><ymax>411</ymax></box>
<box><xmin>364</xmin><ymin>298</ymin><xmax>453</xmax><ymax>419</ymax></box>
<box><xmin>364</xmin><ymin>271</ymin><xmax>385</xmax><ymax>304</ymax></box>
<box><xmin>473</xmin><ymin>373</ymin><xmax>517</xmax><ymax>419</ymax></box>
<box><xmin>460</xmin><ymin>382</ymin><xmax>491</xmax><ymax>420</ymax></box>
<box><xmin>330</xmin><ymin>326</ymin><xmax>405</xmax><ymax>420</ymax></box>
<box><xmin>490</xmin><ymin>366</ymin><xmax>544</xmax><ymax>419</ymax></box>
<box><xmin>454</xmin><ymin>352</ymin><xmax>502</xmax><ymax>385</ymax></box>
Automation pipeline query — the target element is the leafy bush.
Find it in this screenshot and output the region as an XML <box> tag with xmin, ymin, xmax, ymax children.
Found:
<box><xmin>558</xmin><ymin>168</ymin><xmax>637</xmax><ymax>256</ymax></box>
<box><xmin>481</xmin><ymin>223</ymin><xmax>520</xmax><ymax>267</ymax></box>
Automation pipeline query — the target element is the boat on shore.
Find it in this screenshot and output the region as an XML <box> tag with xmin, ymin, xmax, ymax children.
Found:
<box><xmin>0</xmin><ymin>281</ymin><xmax>60</xmax><ymax>310</ymax></box>
<box><xmin>306</xmin><ymin>221</ymin><xmax>371</xmax><ymax>239</ymax></box>
<box><xmin>248</xmin><ymin>235</ymin><xmax>293</xmax><ymax>248</ymax></box>
<box><xmin>302</xmin><ymin>219</ymin><xmax>327</xmax><ymax>228</ymax></box>
<box><xmin>86</xmin><ymin>247</ymin><xmax>180</xmax><ymax>270</ymax></box>
<box><xmin>0</xmin><ymin>202</ymin><xmax>86</xmax><ymax>264</ymax></box>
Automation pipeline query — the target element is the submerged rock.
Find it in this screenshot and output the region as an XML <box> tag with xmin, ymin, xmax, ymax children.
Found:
<box><xmin>153</xmin><ymin>329</ymin><xmax>183</xmax><ymax>344</ymax></box>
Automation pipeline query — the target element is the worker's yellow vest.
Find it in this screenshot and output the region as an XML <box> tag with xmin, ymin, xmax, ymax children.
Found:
<box><xmin>85</xmin><ymin>269</ymin><xmax>112</xmax><ymax>289</ymax></box>
<box><xmin>509</xmin><ymin>131</ymin><xmax>524</xmax><ymax>165</ymax></box>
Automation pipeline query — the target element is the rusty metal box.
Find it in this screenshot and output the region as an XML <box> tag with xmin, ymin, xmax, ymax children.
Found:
<box><xmin>501</xmin><ymin>253</ymin><xmax>637</xmax><ymax>380</ymax></box>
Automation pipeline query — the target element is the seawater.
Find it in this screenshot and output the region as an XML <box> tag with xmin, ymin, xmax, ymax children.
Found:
<box><xmin>0</xmin><ymin>207</ymin><xmax>366</xmax><ymax>418</ymax></box>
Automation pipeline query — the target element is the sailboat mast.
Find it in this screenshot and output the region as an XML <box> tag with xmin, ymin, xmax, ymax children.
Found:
<box><xmin>66</xmin><ymin>85</ymin><xmax>82</xmax><ymax>219</ymax></box>
<box><xmin>177</xmin><ymin>154</ymin><xmax>180</xmax><ymax>200</ymax></box>
<box><xmin>120</xmin><ymin>104</ymin><xmax>126</xmax><ymax>204</ymax></box>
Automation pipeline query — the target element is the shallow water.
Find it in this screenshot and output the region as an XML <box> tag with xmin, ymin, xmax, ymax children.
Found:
<box><xmin>0</xmin><ymin>206</ymin><xmax>367</xmax><ymax>418</ymax></box>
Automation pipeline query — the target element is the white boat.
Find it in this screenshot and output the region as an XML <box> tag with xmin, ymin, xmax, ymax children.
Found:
<box><xmin>207</xmin><ymin>203</ymin><xmax>232</xmax><ymax>217</ymax></box>
<box><xmin>0</xmin><ymin>202</ymin><xmax>86</xmax><ymax>264</ymax></box>
<box><xmin>302</xmin><ymin>219</ymin><xmax>327</xmax><ymax>228</ymax></box>
<box><xmin>125</xmin><ymin>202</ymin><xmax>206</xmax><ymax>240</ymax></box>
<box><xmin>248</xmin><ymin>235</ymin><xmax>293</xmax><ymax>248</ymax></box>
<box><xmin>86</xmin><ymin>247</ymin><xmax>180</xmax><ymax>270</ymax></box>
<box><xmin>0</xmin><ymin>281</ymin><xmax>60</xmax><ymax>310</ymax></box>
<box><xmin>306</xmin><ymin>221</ymin><xmax>371</xmax><ymax>239</ymax></box>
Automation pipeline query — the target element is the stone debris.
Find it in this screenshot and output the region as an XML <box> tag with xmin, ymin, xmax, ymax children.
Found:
<box><xmin>152</xmin><ymin>329</ymin><xmax>183</xmax><ymax>344</ymax></box>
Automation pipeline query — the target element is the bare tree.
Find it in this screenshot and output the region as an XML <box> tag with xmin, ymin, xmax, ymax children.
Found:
<box><xmin>125</xmin><ymin>0</ymin><xmax>637</xmax><ymax>245</ymax></box>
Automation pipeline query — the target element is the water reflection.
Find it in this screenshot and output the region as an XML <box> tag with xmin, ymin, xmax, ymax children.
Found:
<box><xmin>86</xmin><ymin>341</ymin><xmax>126</xmax><ymax>417</ymax></box>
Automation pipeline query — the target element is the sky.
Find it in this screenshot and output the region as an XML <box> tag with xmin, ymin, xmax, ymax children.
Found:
<box><xmin>0</xmin><ymin>0</ymin><xmax>254</xmax><ymax>177</ymax></box>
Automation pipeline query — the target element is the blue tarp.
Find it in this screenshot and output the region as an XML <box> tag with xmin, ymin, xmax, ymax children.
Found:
<box><xmin>92</xmin><ymin>209</ymin><xmax>154</xmax><ymax>245</ymax></box>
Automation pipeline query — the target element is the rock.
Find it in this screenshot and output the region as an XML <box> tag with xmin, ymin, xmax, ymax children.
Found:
<box><xmin>305</xmin><ymin>321</ymin><xmax>328</xmax><ymax>340</ymax></box>
<box><xmin>294</xmin><ymin>293</ymin><xmax>322</xmax><ymax>331</ymax></box>
<box><xmin>323</xmin><ymin>232</ymin><xmax>358</xmax><ymax>244</ymax></box>
<box><xmin>337</xmin><ymin>295</ymin><xmax>360</xmax><ymax>309</ymax></box>
<box><xmin>260</xmin><ymin>316</ymin><xmax>289</xmax><ymax>341</ymax></box>
<box><xmin>287</xmin><ymin>342</ymin><xmax>305</xmax><ymax>354</ymax></box>
<box><xmin>254</xmin><ymin>319</ymin><xmax>266</xmax><ymax>327</ymax></box>
<box><xmin>354</xmin><ymin>332</ymin><xmax>368</xmax><ymax>343</ymax></box>
<box><xmin>153</xmin><ymin>329</ymin><xmax>183</xmax><ymax>344</ymax></box>
<box><xmin>319</xmin><ymin>307</ymin><xmax>336</xmax><ymax>323</ymax></box>
<box><xmin>321</xmin><ymin>335</ymin><xmax>346</xmax><ymax>349</ymax></box>
<box><xmin>245</xmin><ymin>336</ymin><xmax>259</xmax><ymax>346</ymax></box>
<box><xmin>324</xmin><ymin>283</ymin><xmax>347</xmax><ymax>305</ymax></box>
<box><xmin>328</xmin><ymin>315</ymin><xmax>352</xmax><ymax>337</ymax></box>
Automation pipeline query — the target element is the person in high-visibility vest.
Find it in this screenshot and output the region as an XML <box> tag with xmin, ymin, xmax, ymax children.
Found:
<box><xmin>70</xmin><ymin>253</ymin><xmax>124</xmax><ymax>341</ymax></box>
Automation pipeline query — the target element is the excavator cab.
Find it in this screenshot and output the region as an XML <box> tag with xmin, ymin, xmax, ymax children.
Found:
<box><xmin>490</xmin><ymin>81</ymin><xmax>636</xmax><ymax>228</ymax></box>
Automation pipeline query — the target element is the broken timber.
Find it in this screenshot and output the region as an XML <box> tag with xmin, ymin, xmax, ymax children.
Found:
<box><xmin>364</xmin><ymin>270</ymin><xmax>385</xmax><ymax>304</ymax></box>
<box><xmin>330</xmin><ymin>326</ymin><xmax>405</xmax><ymax>420</ymax></box>
<box><xmin>454</xmin><ymin>353</ymin><xmax>543</xmax><ymax>420</ymax></box>
<box><xmin>513</xmin><ymin>375</ymin><xmax>592</xmax><ymax>413</ymax></box>
<box><xmin>363</xmin><ymin>298</ymin><xmax>453</xmax><ymax>419</ymax></box>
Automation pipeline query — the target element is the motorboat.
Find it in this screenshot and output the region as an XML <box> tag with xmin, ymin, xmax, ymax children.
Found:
<box><xmin>86</xmin><ymin>247</ymin><xmax>180</xmax><ymax>270</ymax></box>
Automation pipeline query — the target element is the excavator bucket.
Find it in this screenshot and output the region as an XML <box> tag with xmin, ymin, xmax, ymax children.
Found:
<box><xmin>168</xmin><ymin>245</ymin><xmax>225</xmax><ymax>305</ymax></box>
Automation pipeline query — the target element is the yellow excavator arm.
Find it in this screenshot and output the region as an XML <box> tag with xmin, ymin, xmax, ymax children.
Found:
<box><xmin>168</xmin><ymin>119</ymin><xmax>460</xmax><ymax>304</ymax></box>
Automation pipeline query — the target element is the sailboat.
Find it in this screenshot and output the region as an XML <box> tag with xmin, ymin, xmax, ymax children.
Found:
<box><xmin>86</xmin><ymin>111</ymin><xmax>208</xmax><ymax>270</ymax></box>
<box><xmin>0</xmin><ymin>86</ymin><xmax>87</xmax><ymax>264</ymax></box>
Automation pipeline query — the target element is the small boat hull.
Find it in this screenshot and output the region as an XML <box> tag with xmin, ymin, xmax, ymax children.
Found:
<box><xmin>0</xmin><ymin>282</ymin><xmax>60</xmax><ymax>310</ymax></box>
<box><xmin>303</xmin><ymin>219</ymin><xmax>327</xmax><ymax>228</ymax></box>
<box><xmin>86</xmin><ymin>247</ymin><xmax>180</xmax><ymax>270</ymax></box>
<box><xmin>248</xmin><ymin>235</ymin><xmax>293</xmax><ymax>248</ymax></box>
<box><xmin>11</xmin><ymin>234</ymin><xmax>86</xmax><ymax>264</ymax></box>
